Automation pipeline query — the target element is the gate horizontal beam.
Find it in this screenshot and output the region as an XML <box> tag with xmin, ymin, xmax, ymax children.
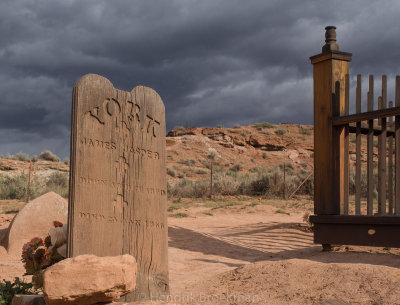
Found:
<box><xmin>333</xmin><ymin>106</ymin><xmax>400</xmax><ymax>126</ymax></box>
<box><xmin>310</xmin><ymin>215</ymin><xmax>400</xmax><ymax>247</ymax></box>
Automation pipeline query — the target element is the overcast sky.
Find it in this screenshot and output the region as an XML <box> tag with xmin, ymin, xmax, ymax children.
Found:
<box><xmin>1</xmin><ymin>0</ymin><xmax>399</xmax><ymax>159</ymax></box>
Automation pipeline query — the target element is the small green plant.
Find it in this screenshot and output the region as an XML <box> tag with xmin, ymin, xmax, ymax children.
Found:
<box><xmin>167</xmin><ymin>206</ymin><xmax>180</xmax><ymax>212</ymax></box>
<box><xmin>173</xmin><ymin>126</ymin><xmax>185</xmax><ymax>131</ymax></box>
<box><xmin>39</xmin><ymin>150</ymin><xmax>59</xmax><ymax>162</ymax></box>
<box><xmin>275</xmin><ymin>209</ymin><xmax>286</xmax><ymax>214</ymax></box>
<box><xmin>217</xmin><ymin>124</ymin><xmax>224</xmax><ymax>128</ymax></box>
<box><xmin>240</xmin><ymin>132</ymin><xmax>247</xmax><ymax>137</ymax></box>
<box><xmin>274</xmin><ymin>129</ymin><xmax>286</xmax><ymax>135</ymax></box>
<box><xmin>0</xmin><ymin>278</ymin><xmax>36</xmax><ymax>305</ymax></box>
<box><xmin>202</xmin><ymin>212</ymin><xmax>213</xmax><ymax>216</ymax></box>
<box><xmin>262</xmin><ymin>152</ymin><xmax>267</xmax><ymax>159</ymax></box>
<box><xmin>173</xmin><ymin>197</ymin><xmax>182</xmax><ymax>203</ymax></box>
<box><xmin>171</xmin><ymin>212</ymin><xmax>188</xmax><ymax>218</ymax></box>
<box><xmin>3</xmin><ymin>208</ymin><xmax>20</xmax><ymax>214</ymax></box>
<box><xmin>233</xmin><ymin>124</ymin><xmax>241</xmax><ymax>129</ymax></box>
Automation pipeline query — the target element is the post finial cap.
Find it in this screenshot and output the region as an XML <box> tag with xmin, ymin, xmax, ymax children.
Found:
<box><xmin>322</xmin><ymin>26</ymin><xmax>339</xmax><ymax>53</ymax></box>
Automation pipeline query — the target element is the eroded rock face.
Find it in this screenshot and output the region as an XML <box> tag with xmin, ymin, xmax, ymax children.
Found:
<box><xmin>43</xmin><ymin>254</ymin><xmax>137</xmax><ymax>305</ymax></box>
<box><xmin>5</xmin><ymin>192</ymin><xmax>67</xmax><ymax>255</ymax></box>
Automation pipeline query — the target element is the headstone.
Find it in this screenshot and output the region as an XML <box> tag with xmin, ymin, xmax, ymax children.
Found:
<box><xmin>6</xmin><ymin>192</ymin><xmax>68</xmax><ymax>255</ymax></box>
<box><xmin>67</xmin><ymin>74</ymin><xmax>168</xmax><ymax>301</ymax></box>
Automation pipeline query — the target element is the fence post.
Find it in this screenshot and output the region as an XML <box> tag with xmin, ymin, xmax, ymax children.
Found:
<box><xmin>26</xmin><ymin>160</ymin><xmax>32</xmax><ymax>203</ymax></box>
<box><xmin>210</xmin><ymin>160</ymin><xmax>213</xmax><ymax>199</ymax></box>
<box><xmin>310</xmin><ymin>26</ymin><xmax>352</xmax><ymax>215</ymax></box>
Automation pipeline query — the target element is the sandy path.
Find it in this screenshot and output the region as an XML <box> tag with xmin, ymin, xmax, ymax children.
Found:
<box><xmin>167</xmin><ymin>211</ymin><xmax>316</xmax><ymax>293</ymax></box>
<box><xmin>3</xmin><ymin>205</ymin><xmax>400</xmax><ymax>304</ymax></box>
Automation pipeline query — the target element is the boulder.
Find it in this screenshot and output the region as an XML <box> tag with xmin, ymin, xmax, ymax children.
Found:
<box><xmin>43</xmin><ymin>254</ymin><xmax>137</xmax><ymax>305</ymax></box>
<box><xmin>5</xmin><ymin>192</ymin><xmax>68</xmax><ymax>255</ymax></box>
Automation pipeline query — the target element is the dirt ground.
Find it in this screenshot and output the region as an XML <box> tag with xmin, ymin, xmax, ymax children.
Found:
<box><xmin>2</xmin><ymin>198</ymin><xmax>400</xmax><ymax>305</ymax></box>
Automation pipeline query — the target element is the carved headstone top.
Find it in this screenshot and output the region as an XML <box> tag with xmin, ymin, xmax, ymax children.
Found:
<box><xmin>322</xmin><ymin>26</ymin><xmax>339</xmax><ymax>53</ymax></box>
<box><xmin>67</xmin><ymin>74</ymin><xmax>168</xmax><ymax>301</ymax></box>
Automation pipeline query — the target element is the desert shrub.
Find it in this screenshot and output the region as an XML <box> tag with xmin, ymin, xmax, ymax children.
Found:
<box><xmin>217</xmin><ymin>124</ymin><xmax>224</xmax><ymax>128</ymax></box>
<box><xmin>349</xmin><ymin>167</ymin><xmax>370</xmax><ymax>198</ymax></box>
<box><xmin>274</xmin><ymin>129</ymin><xmax>286</xmax><ymax>135</ymax></box>
<box><xmin>230</xmin><ymin>164</ymin><xmax>243</xmax><ymax>172</ymax></box>
<box><xmin>262</xmin><ymin>152</ymin><xmax>267</xmax><ymax>159</ymax></box>
<box><xmin>179</xmin><ymin>159</ymin><xmax>196</xmax><ymax>166</ymax></box>
<box><xmin>237</xmin><ymin>167</ymin><xmax>313</xmax><ymax>197</ymax></box>
<box><xmin>233</xmin><ymin>124</ymin><xmax>241</xmax><ymax>129</ymax></box>
<box><xmin>299</xmin><ymin>127</ymin><xmax>312</xmax><ymax>135</ymax></box>
<box><xmin>4</xmin><ymin>153</ymin><xmax>30</xmax><ymax>161</ymax></box>
<box><xmin>213</xmin><ymin>174</ymin><xmax>241</xmax><ymax>195</ymax></box>
<box><xmin>195</xmin><ymin>169</ymin><xmax>208</xmax><ymax>175</ymax></box>
<box><xmin>207</xmin><ymin>152</ymin><xmax>216</xmax><ymax>160</ymax></box>
<box><xmin>14</xmin><ymin>152</ymin><xmax>31</xmax><ymax>161</ymax></box>
<box><xmin>173</xmin><ymin>126</ymin><xmax>185</xmax><ymax>131</ymax></box>
<box><xmin>200</xmin><ymin>159</ymin><xmax>211</xmax><ymax>169</ymax></box>
<box><xmin>254</xmin><ymin>122</ymin><xmax>274</xmax><ymax>129</ymax></box>
<box><xmin>167</xmin><ymin>168</ymin><xmax>176</xmax><ymax>177</ymax></box>
<box><xmin>39</xmin><ymin>150</ymin><xmax>59</xmax><ymax>162</ymax></box>
<box><xmin>0</xmin><ymin>174</ymin><xmax>41</xmax><ymax>200</ymax></box>
<box><xmin>168</xmin><ymin>179</ymin><xmax>209</xmax><ymax>198</ymax></box>
<box><xmin>45</xmin><ymin>172</ymin><xmax>69</xmax><ymax>198</ymax></box>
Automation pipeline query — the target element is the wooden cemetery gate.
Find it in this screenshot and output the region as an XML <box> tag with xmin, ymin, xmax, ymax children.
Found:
<box><xmin>309</xmin><ymin>26</ymin><xmax>400</xmax><ymax>247</ymax></box>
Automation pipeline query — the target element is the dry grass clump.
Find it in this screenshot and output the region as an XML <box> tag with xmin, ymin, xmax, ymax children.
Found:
<box><xmin>5</xmin><ymin>152</ymin><xmax>31</xmax><ymax>161</ymax></box>
<box><xmin>39</xmin><ymin>150</ymin><xmax>59</xmax><ymax>162</ymax></box>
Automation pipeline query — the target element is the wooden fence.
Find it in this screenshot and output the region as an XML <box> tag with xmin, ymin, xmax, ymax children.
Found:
<box><xmin>309</xmin><ymin>26</ymin><xmax>400</xmax><ymax>247</ymax></box>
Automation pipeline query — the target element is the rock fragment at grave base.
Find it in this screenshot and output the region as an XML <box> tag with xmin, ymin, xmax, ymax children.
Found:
<box><xmin>12</xmin><ymin>295</ymin><xmax>45</xmax><ymax>305</ymax></box>
<box><xmin>43</xmin><ymin>254</ymin><xmax>136</xmax><ymax>305</ymax></box>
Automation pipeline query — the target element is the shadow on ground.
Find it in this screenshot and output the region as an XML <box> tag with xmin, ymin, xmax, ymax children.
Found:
<box><xmin>169</xmin><ymin>222</ymin><xmax>400</xmax><ymax>269</ymax></box>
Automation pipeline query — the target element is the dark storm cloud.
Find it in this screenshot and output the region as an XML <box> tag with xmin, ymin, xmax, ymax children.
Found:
<box><xmin>0</xmin><ymin>0</ymin><xmax>399</xmax><ymax>158</ymax></box>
